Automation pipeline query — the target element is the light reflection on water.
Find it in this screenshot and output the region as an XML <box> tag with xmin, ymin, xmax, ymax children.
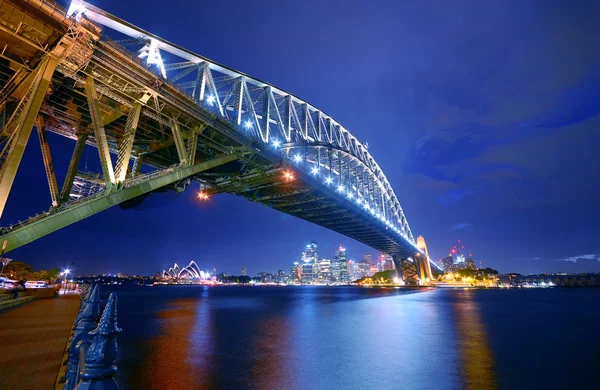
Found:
<box><xmin>451</xmin><ymin>290</ymin><xmax>498</xmax><ymax>389</ymax></box>
<box><xmin>106</xmin><ymin>286</ymin><xmax>599</xmax><ymax>389</ymax></box>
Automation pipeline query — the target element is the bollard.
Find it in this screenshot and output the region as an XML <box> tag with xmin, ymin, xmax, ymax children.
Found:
<box><xmin>74</xmin><ymin>284</ymin><xmax>100</xmax><ymax>329</ymax></box>
<box><xmin>75</xmin><ymin>293</ymin><xmax>122</xmax><ymax>390</ymax></box>
<box><xmin>76</xmin><ymin>284</ymin><xmax>92</xmax><ymax>318</ymax></box>
<box><xmin>63</xmin><ymin>295</ymin><xmax>103</xmax><ymax>390</ymax></box>
<box><xmin>75</xmin><ymin>284</ymin><xmax>92</xmax><ymax>320</ymax></box>
<box><xmin>79</xmin><ymin>284</ymin><xmax>91</xmax><ymax>302</ymax></box>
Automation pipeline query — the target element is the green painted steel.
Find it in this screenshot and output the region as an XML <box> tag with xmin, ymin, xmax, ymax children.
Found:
<box><xmin>0</xmin><ymin>154</ymin><xmax>238</xmax><ymax>253</ymax></box>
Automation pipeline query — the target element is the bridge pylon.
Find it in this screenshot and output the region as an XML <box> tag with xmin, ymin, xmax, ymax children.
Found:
<box><xmin>416</xmin><ymin>236</ymin><xmax>434</xmax><ymax>282</ymax></box>
<box><xmin>392</xmin><ymin>256</ymin><xmax>420</xmax><ymax>285</ymax></box>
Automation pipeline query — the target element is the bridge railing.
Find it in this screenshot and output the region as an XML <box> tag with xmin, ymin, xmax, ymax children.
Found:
<box><xmin>0</xmin><ymin>163</ymin><xmax>181</xmax><ymax>234</ymax></box>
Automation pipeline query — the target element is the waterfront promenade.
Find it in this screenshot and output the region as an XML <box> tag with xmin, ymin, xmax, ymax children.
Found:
<box><xmin>0</xmin><ymin>294</ymin><xmax>79</xmax><ymax>389</ymax></box>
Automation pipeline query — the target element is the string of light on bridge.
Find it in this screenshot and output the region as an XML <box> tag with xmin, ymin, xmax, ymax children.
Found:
<box><xmin>72</xmin><ymin>0</ymin><xmax>421</xmax><ymax>255</ymax></box>
<box><xmin>249</xmin><ymin>139</ymin><xmax>418</xmax><ymax>246</ymax></box>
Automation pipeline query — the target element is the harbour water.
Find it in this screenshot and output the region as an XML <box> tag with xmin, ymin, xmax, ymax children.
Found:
<box><xmin>103</xmin><ymin>286</ymin><xmax>600</xmax><ymax>389</ymax></box>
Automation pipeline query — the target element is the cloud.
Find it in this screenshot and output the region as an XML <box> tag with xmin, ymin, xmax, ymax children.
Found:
<box><xmin>438</xmin><ymin>188</ymin><xmax>475</xmax><ymax>205</ymax></box>
<box><xmin>409</xmin><ymin>174</ymin><xmax>459</xmax><ymax>191</ymax></box>
<box><xmin>452</xmin><ymin>223</ymin><xmax>472</xmax><ymax>230</ymax></box>
<box><xmin>554</xmin><ymin>254</ymin><xmax>599</xmax><ymax>263</ymax></box>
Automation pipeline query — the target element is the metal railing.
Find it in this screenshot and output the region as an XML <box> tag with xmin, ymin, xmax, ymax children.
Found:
<box><xmin>0</xmin><ymin>163</ymin><xmax>182</xmax><ymax>234</ymax></box>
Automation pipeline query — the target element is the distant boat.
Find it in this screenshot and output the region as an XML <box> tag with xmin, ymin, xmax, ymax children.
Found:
<box><xmin>0</xmin><ymin>276</ymin><xmax>48</xmax><ymax>289</ymax></box>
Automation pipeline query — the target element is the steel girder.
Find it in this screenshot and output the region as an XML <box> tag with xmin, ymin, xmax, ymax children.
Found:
<box><xmin>60</xmin><ymin>133</ymin><xmax>88</xmax><ymax>203</ymax></box>
<box><xmin>35</xmin><ymin>116</ymin><xmax>60</xmax><ymax>207</ymax></box>
<box><xmin>114</xmin><ymin>103</ymin><xmax>141</xmax><ymax>183</ymax></box>
<box><xmin>0</xmin><ymin>55</ymin><xmax>59</xmax><ymax>218</ymax></box>
<box><xmin>0</xmin><ymin>153</ymin><xmax>238</xmax><ymax>253</ymax></box>
<box><xmin>84</xmin><ymin>75</ymin><xmax>116</xmax><ymax>187</ymax></box>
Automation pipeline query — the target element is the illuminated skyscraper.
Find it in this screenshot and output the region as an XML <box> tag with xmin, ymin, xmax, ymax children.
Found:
<box><xmin>331</xmin><ymin>257</ymin><xmax>340</xmax><ymax>281</ymax></box>
<box><xmin>354</xmin><ymin>262</ymin><xmax>370</xmax><ymax>280</ymax></box>
<box><xmin>242</xmin><ymin>267</ymin><xmax>247</xmax><ymax>276</ymax></box>
<box><xmin>364</xmin><ymin>253</ymin><xmax>372</xmax><ymax>265</ymax></box>
<box><xmin>275</xmin><ymin>270</ymin><xmax>287</xmax><ymax>283</ymax></box>
<box><xmin>302</xmin><ymin>242</ymin><xmax>318</xmax><ymax>263</ymax></box>
<box><xmin>378</xmin><ymin>254</ymin><xmax>385</xmax><ymax>272</ymax></box>
<box><xmin>318</xmin><ymin>258</ymin><xmax>332</xmax><ymax>282</ymax></box>
<box><xmin>442</xmin><ymin>255</ymin><xmax>455</xmax><ymax>271</ymax></box>
<box><xmin>301</xmin><ymin>242</ymin><xmax>318</xmax><ymax>283</ymax></box>
<box><xmin>347</xmin><ymin>260</ymin><xmax>354</xmax><ymax>281</ymax></box>
<box><xmin>337</xmin><ymin>245</ymin><xmax>348</xmax><ymax>282</ymax></box>
<box><xmin>466</xmin><ymin>257</ymin><xmax>476</xmax><ymax>270</ymax></box>
<box><xmin>301</xmin><ymin>262</ymin><xmax>314</xmax><ymax>283</ymax></box>
<box><xmin>384</xmin><ymin>255</ymin><xmax>395</xmax><ymax>271</ymax></box>
<box><xmin>290</xmin><ymin>262</ymin><xmax>301</xmax><ymax>282</ymax></box>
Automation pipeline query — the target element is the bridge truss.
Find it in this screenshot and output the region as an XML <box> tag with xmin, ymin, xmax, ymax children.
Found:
<box><xmin>0</xmin><ymin>0</ymin><xmax>436</xmax><ymax>282</ymax></box>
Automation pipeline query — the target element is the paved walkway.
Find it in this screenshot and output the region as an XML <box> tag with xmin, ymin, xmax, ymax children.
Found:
<box><xmin>0</xmin><ymin>294</ymin><xmax>80</xmax><ymax>390</ymax></box>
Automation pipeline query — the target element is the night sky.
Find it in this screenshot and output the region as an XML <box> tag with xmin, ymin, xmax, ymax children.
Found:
<box><xmin>4</xmin><ymin>0</ymin><xmax>600</xmax><ymax>276</ymax></box>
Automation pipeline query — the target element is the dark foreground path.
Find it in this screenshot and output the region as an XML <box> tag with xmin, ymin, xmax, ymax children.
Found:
<box><xmin>0</xmin><ymin>294</ymin><xmax>79</xmax><ymax>390</ymax></box>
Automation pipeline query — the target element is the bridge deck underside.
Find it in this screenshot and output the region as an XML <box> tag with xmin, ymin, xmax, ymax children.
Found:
<box><xmin>207</xmin><ymin>169</ymin><xmax>418</xmax><ymax>259</ymax></box>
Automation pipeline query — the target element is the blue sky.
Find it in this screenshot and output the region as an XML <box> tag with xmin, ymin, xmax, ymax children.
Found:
<box><xmin>4</xmin><ymin>0</ymin><xmax>600</xmax><ymax>275</ymax></box>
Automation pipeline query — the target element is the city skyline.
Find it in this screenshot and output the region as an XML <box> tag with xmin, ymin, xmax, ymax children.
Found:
<box><xmin>2</xmin><ymin>0</ymin><xmax>599</xmax><ymax>276</ymax></box>
<box><xmin>82</xmin><ymin>239</ymin><xmax>475</xmax><ymax>279</ymax></box>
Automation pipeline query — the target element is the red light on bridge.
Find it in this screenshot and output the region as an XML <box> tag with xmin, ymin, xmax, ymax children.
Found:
<box><xmin>283</xmin><ymin>170</ymin><xmax>295</xmax><ymax>182</ymax></box>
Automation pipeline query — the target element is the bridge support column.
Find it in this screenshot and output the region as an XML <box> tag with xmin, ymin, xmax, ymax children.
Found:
<box><xmin>114</xmin><ymin>104</ymin><xmax>141</xmax><ymax>183</ymax></box>
<box><xmin>85</xmin><ymin>76</ymin><xmax>115</xmax><ymax>188</ymax></box>
<box><xmin>60</xmin><ymin>133</ymin><xmax>88</xmax><ymax>203</ymax></box>
<box><xmin>392</xmin><ymin>256</ymin><xmax>405</xmax><ymax>284</ymax></box>
<box><xmin>0</xmin><ymin>55</ymin><xmax>58</xmax><ymax>220</ymax></box>
<box><xmin>130</xmin><ymin>154</ymin><xmax>143</xmax><ymax>178</ymax></box>
<box><xmin>35</xmin><ymin>116</ymin><xmax>60</xmax><ymax>207</ymax></box>
<box><xmin>186</xmin><ymin>133</ymin><xmax>198</xmax><ymax>166</ymax></box>
<box><xmin>415</xmin><ymin>254</ymin><xmax>427</xmax><ymax>285</ymax></box>
<box><xmin>170</xmin><ymin>119</ymin><xmax>188</xmax><ymax>166</ymax></box>
<box><xmin>0</xmin><ymin>102</ymin><xmax>5</xmax><ymax>133</ymax></box>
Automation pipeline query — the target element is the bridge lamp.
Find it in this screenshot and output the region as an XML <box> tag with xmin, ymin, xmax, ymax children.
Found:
<box><xmin>337</xmin><ymin>185</ymin><xmax>344</xmax><ymax>192</ymax></box>
<box><xmin>311</xmin><ymin>167</ymin><xmax>319</xmax><ymax>175</ymax></box>
<box><xmin>283</xmin><ymin>170</ymin><xmax>295</xmax><ymax>182</ymax></box>
<box><xmin>272</xmin><ymin>139</ymin><xmax>281</xmax><ymax>148</ymax></box>
<box><xmin>325</xmin><ymin>177</ymin><xmax>333</xmax><ymax>184</ymax></box>
<box><xmin>244</xmin><ymin>120</ymin><xmax>253</xmax><ymax>130</ymax></box>
<box><xmin>197</xmin><ymin>192</ymin><xmax>209</xmax><ymax>200</ymax></box>
<box><xmin>293</xmin><ymin>155</ymin><xmax>302</xmax><ymax>163</ymax></box>
<box><xmin>347</xmin><ymin>193</ymin><xmax>353</xmax><ymax>199</ymax></box>
<box><xmin>206</xmin><ymin>95</ymin><xmax>216</xmax><ymax>105</ymax></box>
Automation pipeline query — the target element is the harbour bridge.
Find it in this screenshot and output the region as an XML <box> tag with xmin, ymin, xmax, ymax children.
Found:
<box><xmin>0</xmin><ymin>0</ymin><xmax>437</xmax><ymax>283</ymax></box>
